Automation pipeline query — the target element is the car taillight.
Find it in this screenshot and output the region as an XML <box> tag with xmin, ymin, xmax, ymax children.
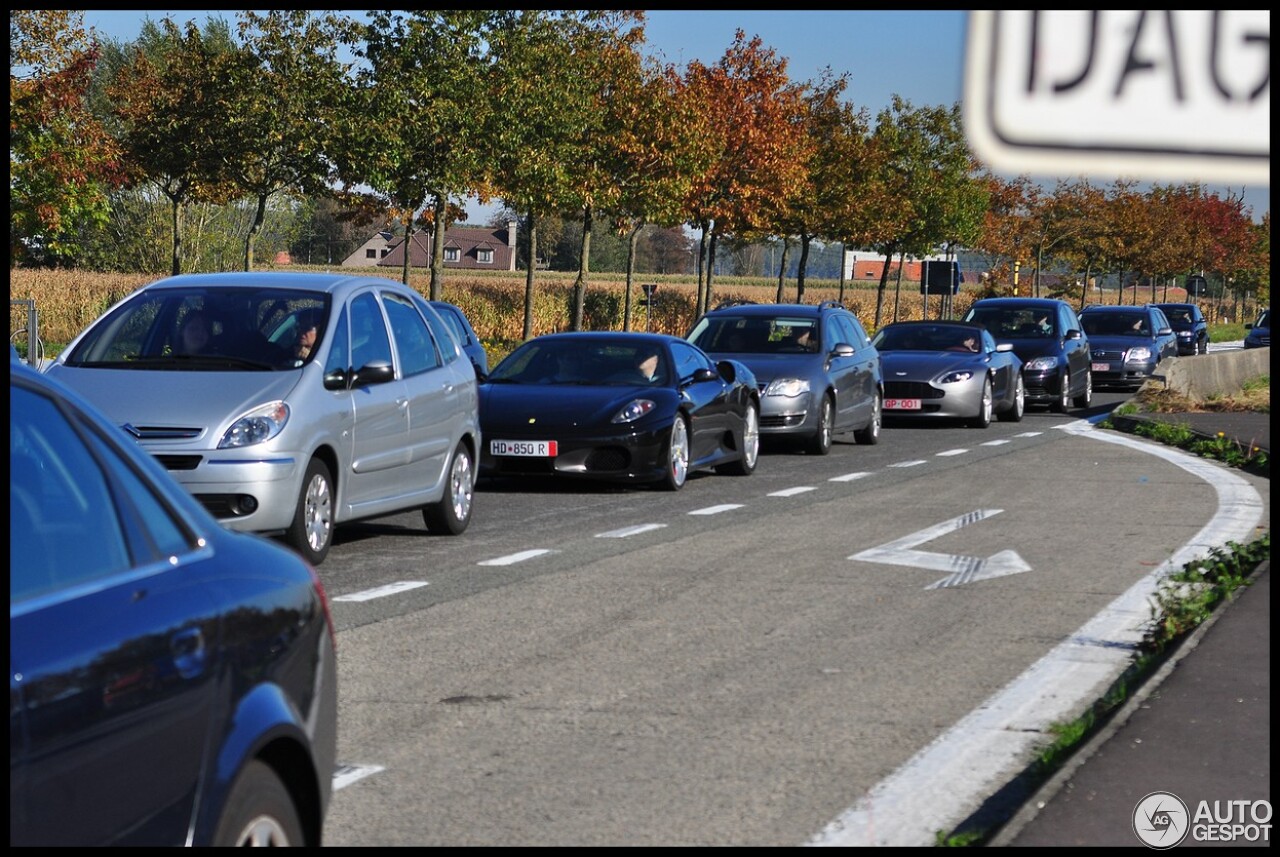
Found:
<box><xmin>306</xmin><ymin>562</ymin><xmax>337</xmax><ymax>652</ymax></box>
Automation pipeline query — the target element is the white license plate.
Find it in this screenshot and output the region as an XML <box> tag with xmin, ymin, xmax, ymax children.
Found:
<box><xmin>1091</xmin><ymin>362</ymin><xmax>1110</xmax><ymax>372</ymax></box>
<box><xmin>884</xmin><ymin>398</ymin><xmax>922</xmax><ymax>410</ymax></box>
<box><xmin>491</xmin><ymin>439</ymin><xmax>558</xmax><ymax>457</ymax></box>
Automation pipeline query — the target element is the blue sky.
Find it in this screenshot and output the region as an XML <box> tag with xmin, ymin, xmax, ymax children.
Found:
<box><xmin>75</xmin><ymin>10</ymin><xmax>1268</xmax><ymax>221</ymax></box>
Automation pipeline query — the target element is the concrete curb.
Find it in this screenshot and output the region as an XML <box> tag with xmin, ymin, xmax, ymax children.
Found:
<box><xmin>986</xmin><ymin>559</ymin><xmax>1271</xmax><ymax>847</ymax></box>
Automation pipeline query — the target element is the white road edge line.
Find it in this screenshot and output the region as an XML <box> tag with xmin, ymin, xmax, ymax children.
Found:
<box><xmin>689</xmin><ymin>504</ymin><xmax>744</xmax><ymax>516</ymax></box>
<box><xmin>333</xmin><ymin>581</ymin><xmax>429</xmax><ymax>602</ymax></box>
<box><xmin>597</xmin><ymin>523</ymin><xmax>668</xmax><ymax>538</ymax></box>
<box><xmin>807</xmin><ymin>419</ymin><xmax>1265</xmax><ymax>847</ymax></box>
<box><xmin>769</xmin><ymin>486</ymin><xmax>818</xmax><ymax>497</ymax></box>
<box><xmin>478</xmin><ymin>549</ymin><xmax>554</xmax><ymax>566</ymax></box>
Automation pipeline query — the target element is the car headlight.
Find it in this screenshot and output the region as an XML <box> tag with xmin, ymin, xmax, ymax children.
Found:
<box><xmin>1177</xmin><ymin>331</ymin><xmax>1193</xmax><ymax>338</ymax></box>
<box><xmin>763</xmin><ymin>378</ymin><xmax>810</xmax><ymax>398</ymax></box>
<box><xmin>1126</xmin><ymin>347</ymin><xmax>1152</xmax><ymax>362</ymax></box>
<box><xmin>218</xmin><ymin>401</ymin><xmax>289</xmax><ymax>448</ymax></box>
<box><xmin>940</xmin><ymin>370</ymin><xmax>974</xmax><ymax>384</ymax></box>
<box><xmin>1024</xmin><ymin>356</ymin><xmax>1057</xmax><ymax>371</ymax></box>
<box><xmin>612</xmin><ymin>399</ymin><xmax>656</xmax><ymax>424</ymax></box>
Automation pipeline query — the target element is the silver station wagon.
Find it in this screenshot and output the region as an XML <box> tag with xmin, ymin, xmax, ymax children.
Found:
<box><xmin>47</xmin><ymin>272</ymin><xmax>481</xmax><ymax>565</ymax></box>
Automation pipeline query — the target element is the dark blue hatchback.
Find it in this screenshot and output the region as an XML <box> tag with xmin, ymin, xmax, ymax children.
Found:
<box><xmin>10</xmin><ymin>362</ymin><xmax>338</xmax><ymax>846</ymax></box>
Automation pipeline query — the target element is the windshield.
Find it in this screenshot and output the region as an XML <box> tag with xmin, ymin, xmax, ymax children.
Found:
<box><xmin>688</xmin><ymin>316</ymin><xmax>819</xmax><ymax>354</ymax></box>
<box><xmin>64</xmin><ymin>287</ymin><xmax>331</xmax><ymax>371</ymax></box>
<box><xmin>1256</xmin><ymin>310</ymin><xmax>1271</xmax><ymax>328</ymax></box>
<box><xmin>873</xmin><ymin>324</ymin><xmax>982</xmax><ymax>352</ymax></box>
<box><xmin>488</xmin><ymin>340</ymin><xmax>669</xmax><ymax>386</ymax></box>
<box><xmin>1081</xmin><ymin>312</ymin><xmax>1150</xmax><ymax>337</ymax></box>
<box><xmin>965</xmin><ymin>306</ymin><xmax>1056</xmax><ymax>339</ymax></box>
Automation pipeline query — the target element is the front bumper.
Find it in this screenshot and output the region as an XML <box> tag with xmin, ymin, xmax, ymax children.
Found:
<box><xmin>479</xmin><ymin>425</ymin><xmax>671</xmax><ymax>482</ymax></box>
<box><xmin>148</xmin><ymin>447</ymin><xmax>304</xmax><ymax>532</ymax></box>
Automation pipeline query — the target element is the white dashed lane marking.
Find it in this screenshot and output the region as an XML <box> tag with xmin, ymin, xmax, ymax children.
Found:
<box><xmin>478</xmin><ymin>549</ymin><xmax>554</xmax><ymax>566</ymax></box>
<box><xmin>333</xmin><ymin>582</ymin><xmax>429</xmax><ymax>602</ymax></box>
<box><xmin>596</xmin><ymin>524</ymin><xmax>668</xmax><ymax>538</ymax></box>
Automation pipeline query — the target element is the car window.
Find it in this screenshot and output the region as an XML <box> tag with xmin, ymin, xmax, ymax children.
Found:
<box><xmin>350</xmin><ymin>292</ymin><xmax>393</xmax><ymax>370</ymax></box>
<box><xmin>324</xmin><ymin>306</ymin><xmax>350</xmax><ymax>375</ymax></box>
<box><xmin>418</xmin><ymin>300</ymin><xmax>462</xmax><ymax>366</ymax></box>
<box><xmin>382</xmin><ymin>291</ymin><xmax>440</xmax><ymax>377</ymax></box>
<box><xmin>671</xmin><ymin>341</ymin><xmax>713</xmax><ymax>380</ymax></box>
<box><xmin>833</xmin><ymin>315</ymin><xmax>865</xmax><ymax>349</ymax></box>
<box><xmin>11</xmin><ymin>384</ymin><xmax>132</xmax><ymax>601</ymax></box>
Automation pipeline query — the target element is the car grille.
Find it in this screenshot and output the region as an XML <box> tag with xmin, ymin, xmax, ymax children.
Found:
<box><xmin>584</xmin><ymin>447</ymin><xmax>631</xmax><ymax>472</ymax></box>
<box><xmin>1091</xmin><ymin>349</ymin><xmax>1126</xmax><ymax>361</ymax></box>
<box><xmin>122</xmin><ymin>424</ymin><xmax>203</xmax><ymax>439</ymax></box>
<box><xmin>883</xmin><ymin>381</ymin><xmax>943</xmax><ymax>399</ymax></box>
<box><xmin>153</xmin><ymin>454</ymin><xmax>203</xmax><ymax>471</ymax></box>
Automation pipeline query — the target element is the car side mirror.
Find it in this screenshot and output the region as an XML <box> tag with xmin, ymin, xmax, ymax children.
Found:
<box><xmin>995</xmin><ymin>342</ymin><xmax>1014</xmax><ymax>352</ymax></box>
<box><xmin>1065</xmin><ymin>329</ymin><xmax>1082</xmax><ymax>340</ymax></box>
<box><xmin>691</xmin><ymin>367</ymin><xmax>719</xmax><ymax>384</ymax></box>
<box><xmin>714</xmin><ymin>361</ymin><xmax>737</xmax><ymax>384</ymax></box>
<box><xmin>1158</xmin><ymin>327</ymin><xmax>1173</xmax><ymax>335</ymax></box>
<box><xmin>351</xmin><ymin>360</ymin><xmax>394</xmax><ymax>388</ymax></box>
<box><xmin>830</xmin><ymin>343</ymin><xmax>855</xmax><ymax>358</ymax></box>
<box><xmin>323</xmin><ymin>368</ymin><xmax>350</xmax><ymax>390</ymax></box>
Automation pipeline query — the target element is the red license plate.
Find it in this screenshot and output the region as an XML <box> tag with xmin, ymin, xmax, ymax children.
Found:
<box><xmin>884</xmin><ymin>398</ymin><xmax>922</xmax><ymax>410</ymax></box>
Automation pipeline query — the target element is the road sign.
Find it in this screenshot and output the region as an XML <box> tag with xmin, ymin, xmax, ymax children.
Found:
<box><xmin>963</xmin><ymin>10</ymin><xmax>1270</xmax><ymax>184</ymax></box>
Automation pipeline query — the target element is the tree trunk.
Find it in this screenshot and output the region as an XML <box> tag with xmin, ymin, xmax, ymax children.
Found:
<box><xmin>874</xmin><ymin>242</ymin><xmax>897</xmax><ymax>329</ymax></box>
<box><xmin>695</xmin><ymin>223</ymin><xmax>708</xmax><ymax>319</ymax></box>
<box><xmin>893</xmin><ymin>250</ymin><xmax>905</xmax><ymax>322</ymax></box>
<box><xmin>796</xmin><ymin>233</ymin><xmax>811</xmax><ymax>303</ymax></box>
<box><xmin>775</xmin><ymin>239</ymin><xmax>790</xmax><ymax>303</ymax></box>
<box><xmin>522</xmin><ymin>211</ymin><xmax>537</xmax><ymax>341</ymax></box>
<box><xmin>430</xmin><ymin>195</ymin><xmax>447</xmax><ymax>300</ymax></box>
<box><xmin>623</xmin><ymin>219</ymin><xmax>643</xmax><ymax>331</ymax></box>
<box><xmin>170</xmin><ymin>197</ymin><xmax>183</xmax><ymax>277</ymax></box>
<box><xmin>705</xmin><ymin>226</ymin><xmax>719</xmax><ymax>315</ymax></box>
<box><xmin>243</xmin><ymin>193</ymin><xmax>268</xmax><ymax>272</ymax></box>
<box><xmin>571</xmin><ymin>205</ymin><xmax>592</xmax><ymax>331</ymax></box>
<box><xmin>837</xmin><ymin>242</ymin><xmax>847</xmax><ymax>303</ymax></box>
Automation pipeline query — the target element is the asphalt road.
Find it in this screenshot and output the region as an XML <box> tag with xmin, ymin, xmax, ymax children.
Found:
<box><xmin>315</xmin><ymin>390</ymin><xmax>1269</xmax><ymax>846</ymax></box>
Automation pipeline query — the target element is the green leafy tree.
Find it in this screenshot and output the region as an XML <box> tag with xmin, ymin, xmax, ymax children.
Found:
<box><xmin>337</xmin><ymin>10</ymin><xmax>494</xmax><ymax>296</ymax></box>
<box><xmin>216</xmin><ymin>11</ymin><xmax>353</xmax><ymax>271</ymax></box>
<box><xmin>108</xmin><ymin>18</ymin><xmax>240</xmax><ymax>276</ymax></box>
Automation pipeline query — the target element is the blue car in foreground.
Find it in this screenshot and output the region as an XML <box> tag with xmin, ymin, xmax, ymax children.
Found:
<box><xmin>10</xmin><ymin>362</ymin><xmax>338</xmax><ymax>846</ymax></box>
<box><xmin>1244</xmin><ymin>308</ymin><xmax>1270</xmax><ymax>349</ymax></box>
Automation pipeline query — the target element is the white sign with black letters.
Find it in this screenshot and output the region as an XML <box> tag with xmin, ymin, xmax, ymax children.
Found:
<box><xmin>963</xmin><ymin>10</ymin><xmax>1270</xmax><ymax>184</ymax></box>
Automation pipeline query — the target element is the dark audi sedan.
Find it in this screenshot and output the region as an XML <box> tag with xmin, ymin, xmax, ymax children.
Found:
<box><xmin>964</xmin><ymin>297</ymin><xmax>1093</xmax><ymax>412</ymax></box>
<box><xmin>1153</xmin><ymin>302</ymin><xmax>1209</xmax><ymax>355</ymax></box>
<box><xmin>10</xmin><ymin>362</ymin><xmax>338</xmax><ymax>846</ymax></box>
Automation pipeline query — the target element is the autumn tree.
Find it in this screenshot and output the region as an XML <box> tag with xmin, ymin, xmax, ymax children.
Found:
<box><xmin>109</xmin><ymin>18</ymin><xmax>241</xmax><ymax>276</ymax></box>
<box><xmin>11</xmin><ymin>10</ymin><xmax>125</xmax><ymax>264</ymax></box>
<box><xmin>683</xmin><ymin>31</ymin><xmax>810</xmax><ymax>316</ymax></box>
<box><xmin>214</xmin><ymin>11</ymin><xmax>353</xmax><ymax>271</ymax></box>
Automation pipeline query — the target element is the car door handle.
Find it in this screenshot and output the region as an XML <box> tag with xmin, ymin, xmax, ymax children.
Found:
<box><xmin>170</xmin><ymin>627</ymin><xmax>206</xmax><ymax>679</ymax></box>
<box><xmin>396</xmin><ymin>397</ymin><xmax>409</xmax><ymax>410</ymax></box>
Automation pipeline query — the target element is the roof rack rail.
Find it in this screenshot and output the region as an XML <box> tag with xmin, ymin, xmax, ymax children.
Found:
<box><xmin>713</xmin><ymin>299</ymin><xmax>757</xmax><ymax>310</ymax></box>
<box><xmin>817</xmin><ymin>300</ymin><xmax>846</xmax><ymax>311</ymax></box>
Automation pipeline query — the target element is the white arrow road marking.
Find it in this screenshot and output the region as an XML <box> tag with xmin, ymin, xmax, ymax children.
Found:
<box><xmin>849</xmin><ymin>509</ymin><xmax>1031</xmax><ymax>589</ymax></box>
<box><xmin>332</xmin><ymin>763</ymin><xmax>384</xmax><ymax>790</ymax></box>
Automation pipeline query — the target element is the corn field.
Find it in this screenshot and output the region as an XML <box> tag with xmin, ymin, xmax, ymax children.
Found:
<box><xmin>11</xmin><ymin>266</ymin><xmax>982</xmax><ymax>363</ymax></box>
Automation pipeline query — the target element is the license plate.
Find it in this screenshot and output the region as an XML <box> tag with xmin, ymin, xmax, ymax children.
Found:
<box><xmin>491</xmin><ymin>439</ymin><xmax>558</xmax><ymax>457</ymax></box>
<box><xmin>1092</xmin><ymin>362</ymin><xmax>1110</xmax><ymax>372</ymax></box>
<box><xmin>884</xmin><ymin>398</ymin><xmax>922</xmax><ymax>410</ymax></box>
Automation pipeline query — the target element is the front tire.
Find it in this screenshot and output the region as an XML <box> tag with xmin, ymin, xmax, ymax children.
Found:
<box><xmin>423</xmin><ymin>441</ymin><xmax>474</xmax><ymax>535</ymax></box>
<box><xmin>968</xmin><ymin>376</ymin><xmax>993</xmax><ymax>428</ymax></box>
<box><xmin>721</xmin><ymin>401</ymin><xmax>759</xmax><ymax>476</ymax></box>
<box><xmin>1050</xmin><ymin>368</ymin><xmax>1072</xmax><ymax>413</ymax></box>
<box><xmin>998</xmin><ymin>373</ymin><xmax>1026</xmax><ymax>422</ymax></box>
<box><xmin>1073</xmin><ymin>369</ymin><xmax>1093</xmax><ymax>408</ymax></box>
<box><xmin>854</xmin><ymin>390</ymin><xmax>881</xmax><ymax>444</ymax></box>
<box><xmin>661</xmin><ymin>414</ymin><xmax>690</xmax><ymax>490</ymax></box>
<box><xmin>806</xmin><ymin>395</ymin><xmax>834</xmax><ymax>455</ymax></box>
<box><xmin>213</xmin><ymin>760</ymin><xmax>304</xmax><ymax>846</ymax></box>
<box><xmin>284</xmin><ymin>458</ymin><xmax>333</xmax><ymax>566</ymax></box>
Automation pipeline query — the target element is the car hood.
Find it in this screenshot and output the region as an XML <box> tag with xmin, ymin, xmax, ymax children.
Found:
<box><xmin>704</xmin><ymin>352</ymin><xmax>821</xmax><ymax>384</ymax></box>
<box><xmin>479</xmin><ymin>382</ymin><xmax>677</xmax><ymax>431</ymax></box>
<box><xmin>880</xmin><ymin>351</ymin><xmax>987</xmax><ymax>377</ymax></box>
<box><xmin>990</xmin><ymin>337</ymin><xmax>1065</xmax><ymax>361</ymax></box>
<box><xmin>45</xmin><ymin>365</ymin><xmax>303</xmax><ymax>429</ymax></box>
